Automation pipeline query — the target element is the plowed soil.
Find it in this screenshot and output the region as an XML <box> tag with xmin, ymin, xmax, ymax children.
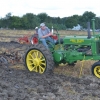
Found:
<box><xmin>0</xmin><ymin>35</ymin><xmax>100</xmax><ymax>100</ymax></box>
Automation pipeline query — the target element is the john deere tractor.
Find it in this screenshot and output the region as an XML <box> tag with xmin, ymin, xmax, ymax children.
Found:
<box><xmin>24</xmin><ymin>19</ymin><xmax>100</xmax><ymax>78</ymax></box>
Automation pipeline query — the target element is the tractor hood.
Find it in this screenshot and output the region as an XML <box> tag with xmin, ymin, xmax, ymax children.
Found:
<box><xmin>63</xmin><ymin>35</ymin><xmax>100</xmax><ymax>45</ymax></box>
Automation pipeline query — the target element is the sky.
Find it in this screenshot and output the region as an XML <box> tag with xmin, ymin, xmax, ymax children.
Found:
<box><xmin>0</xmin><ymin>0</ymin><xmax>100</xmax><ymax>18</ymax></box>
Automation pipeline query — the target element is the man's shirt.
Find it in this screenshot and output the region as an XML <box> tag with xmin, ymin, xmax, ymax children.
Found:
<box><xmin>38</xmin><ymin>27</ymin><xmax>50</xmax><ymax>38</ymax></box>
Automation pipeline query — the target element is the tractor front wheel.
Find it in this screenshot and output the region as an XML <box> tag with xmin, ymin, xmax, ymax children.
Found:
<box><xmin>24</xmin><ymin>44</ymin><xmax>54</xmax><ymax>74</ymax></box>
<box><xmin>91</xmin><ymin>61</ymin><xmax>100</xmax><ymax>78</ymax></box>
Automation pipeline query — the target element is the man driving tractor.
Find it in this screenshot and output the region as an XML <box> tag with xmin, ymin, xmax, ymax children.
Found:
<box><xmin>38</xmin><ymin>23</ymin><xmax>55</xmax><ymax>49</ymax></box>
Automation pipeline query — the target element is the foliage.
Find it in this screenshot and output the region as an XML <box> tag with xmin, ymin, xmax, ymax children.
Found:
<box><xmin>9</xmin><ymin>16</ymin><xmax>22</xmax><ymax>29</ymax></box>
<box><xmin>65</xmin><ymin>15</ymin><xmax>79</xmax><ymax>28</ymax></box>
<box><xmin>79</xmin><ymin>11</ymin><xmax>96</xmax><ymax>28</ymax></box>
<box><xmin>0</xmin><ymin>11</ymin><xmax>100</xmax><ymax>30</ymax></box>
<box><xmin>37</xmin><ymin>13</ymin><xmax>48</xmax><ymax>23</ymax></box>
<box><xmin>95</xmin><ymin>17</ymin><xmax>100</xmax><ymax>29</ymax></box>
<box><xmin>21</xmin><ymin>13</ymin><xmax>40</xmax><ymax>29</ymax></box>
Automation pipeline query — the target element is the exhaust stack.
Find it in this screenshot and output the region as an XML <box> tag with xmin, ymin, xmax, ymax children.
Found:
<box><xmin>87</xmin><ymin>22</ymin><xmax>91</xmax><ymax>39</ymax></box>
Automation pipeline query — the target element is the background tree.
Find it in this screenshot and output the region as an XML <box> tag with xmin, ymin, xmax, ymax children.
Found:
<box><xmin>0</xmin><ymin>11</ymin><xmax>100</xmax><ymax>30</ymax></box>
<box><xmin>79</xmin><ymin>11</ymin><xmax>96</xmax><ymax>28</ymax></box>
<box><xmin>37</xmin><ymin>13</ymin><xmax>48</xmax><ymax>23</ymax></box>
<box><xmin>21</xmin><ymin>13</ymin><xmax>40</xmax><ymax>29</ymax></box>
<box><xmin>95</xmin><ymin>17</ymin><xmax>100</xmax><ymax>29</ymax></box>
<box><xmin>65</xmin><ymin>15</ymin><xmax>79</xmax><ymax>28</ymax></box>
<box><xmin>1</xmin><ymin>12</ymin><xmax>12</xmax><ymax>28</ymax></box>
<box><xmin>9</xmin><ymin>16</ymin><xmax>22</xmax><ymax>29</ymax></box>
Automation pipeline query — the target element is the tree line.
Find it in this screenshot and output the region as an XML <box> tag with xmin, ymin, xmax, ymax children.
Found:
<box><xmin>0</xmin><ymin>11</ymin><xmax>100</xmax><ymax>30</ymax></box>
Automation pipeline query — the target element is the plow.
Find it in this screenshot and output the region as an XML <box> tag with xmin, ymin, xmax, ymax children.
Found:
<box><xmin>0</xmin><ymin>32</ymin><xmax>39</xmax><ymax>66</ymax></box>
<box><xmin>0</xmin><ymin>19</ymin><xmax>100</xmax><ymax>78</ymax></box>
<box><xmin>0</xmin><ymin>42</ymin><xmax>27</xmax><ymax>67</ymax></box>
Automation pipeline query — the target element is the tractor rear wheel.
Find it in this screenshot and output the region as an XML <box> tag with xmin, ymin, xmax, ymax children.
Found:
<box><xmin>91</xmin><ymin>61</ymin><xmax>100</xmax><ymax>78</ymax></box>
<box><xmin>24</xmin><ymin>44</ymin><xmax>54</xmax><ymax>74</ymax></box>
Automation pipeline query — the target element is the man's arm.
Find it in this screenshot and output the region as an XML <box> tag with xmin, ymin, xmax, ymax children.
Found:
<box><xmin>42</xmin><ymin>27</ymin><xmax>52</xmax><ymax>38</ymax></box>
<box><xmin>42</xmin><ymin>32</ymin><xmax>52</xmax><ymax>38</ymax></box>
<box><xmin>38</xmin><ymin>27</ymin><xmax>53</xmax><ymax>39</ymax></box>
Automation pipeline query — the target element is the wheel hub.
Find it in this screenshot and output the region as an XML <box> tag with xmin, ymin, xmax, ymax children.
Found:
<box><xmin>34</xmin><ymin>58</ymin><xmax>40</xmax><ymax>66</ymax></box>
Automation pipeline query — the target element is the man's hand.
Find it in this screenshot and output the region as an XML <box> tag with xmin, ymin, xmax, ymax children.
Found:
<box><xmin>42</xmin><ymin>32</ymin><xmax>53</xmax><ymax>38</ymax></box>
<box><xmin>48</xmin><ymin>32</ymin><xmax>53</xmax><ymax>36</ymax></box>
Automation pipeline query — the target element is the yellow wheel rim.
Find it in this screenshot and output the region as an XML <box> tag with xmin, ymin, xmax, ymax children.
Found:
<box><xmin>94</xmin><ymin>66</ymin><xmax>100</xmax><ymax>78</ymax></box>
<box><xmin>26</xmin><ymin>49</ymin><xmax>46</xmax><ymax>74</ymax></box>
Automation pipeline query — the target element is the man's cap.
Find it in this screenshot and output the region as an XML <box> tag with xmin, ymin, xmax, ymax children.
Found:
<box><xmin>40</xmin><ymin>23</ymin><xmax>45</xmax><ymax>27</ymax></box>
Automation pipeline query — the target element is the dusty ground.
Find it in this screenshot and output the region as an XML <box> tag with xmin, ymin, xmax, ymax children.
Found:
<box><xmin>0</xmin><ymin>31</ymin><xmax>100</xmax><ymax>100</ymax></box>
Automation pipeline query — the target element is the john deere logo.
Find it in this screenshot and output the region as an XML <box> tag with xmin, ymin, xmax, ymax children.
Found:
<box><xmin>70</xmin><ymin>39</ymin><xmax>84</xmax><ymax>43</ymax></box>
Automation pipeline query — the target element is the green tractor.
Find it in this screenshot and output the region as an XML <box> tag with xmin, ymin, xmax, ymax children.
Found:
<box><xmin>24</xmin><ymin>19</ymin><xmax>100</xmax><ymax>78</ymax></box>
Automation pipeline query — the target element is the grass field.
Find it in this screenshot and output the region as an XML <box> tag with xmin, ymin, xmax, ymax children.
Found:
<box><xmin>0</xmin><ymin>29</ymin><xmax>89</xmax><ymax>35</ymax></box>
<box><xmin>0</xmin><ymin>29</ymin><xmax>97</xmax><ymax>78</ymax></box>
